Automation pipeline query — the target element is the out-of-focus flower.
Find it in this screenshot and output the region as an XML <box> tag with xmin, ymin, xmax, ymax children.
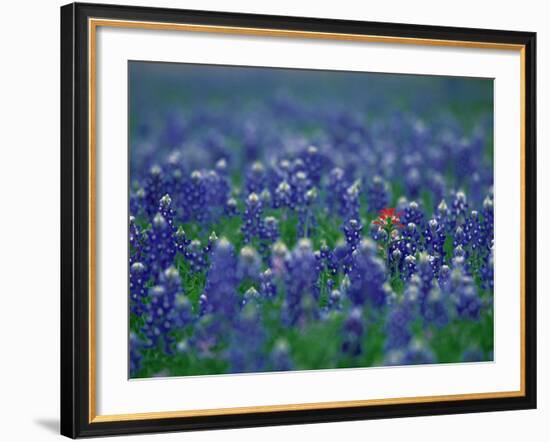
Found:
<box><xmin>366</xmin><ymin>175</ymin><xmax>391</xmax><ymax>213</ymax></box>
<box><xmin>283</xmin><ymin>239</ymin><xmax>319</xmax><ymax>326</ymax></box>
<box><xmin>342</xmin><ymin>308</ymin><xmax>364</xmax><ymax>356</ymax></box>
<box><xmin>141</xmin><ymin>266</ymin><xmax>192</xmax><ymax>353</ymax></box>
<box><xmin>202</xmin><ymin>238</ymin><xmax>239</xmax><ymax>317</ymax></box>
<box><xmin>347</xmin><ymin>239</ymin><xmax>387</xmax><ymax>307</ymax></box>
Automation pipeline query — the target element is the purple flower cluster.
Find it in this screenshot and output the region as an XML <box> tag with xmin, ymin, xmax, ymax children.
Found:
<box><xmin>128</xmin><ymin>63</ymin><xmax>494</xmax><ymax>378</ymax></box>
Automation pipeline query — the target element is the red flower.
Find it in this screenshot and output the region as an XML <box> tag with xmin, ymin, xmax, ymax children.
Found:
<box><xmin>373</xmin><ymin>207</ymin><xmax>404</xmax><ymax>229</ymax></box>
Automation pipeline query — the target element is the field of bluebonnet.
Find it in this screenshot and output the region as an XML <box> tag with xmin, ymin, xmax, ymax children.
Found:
<box><xmin>128</xmin><ymin>62</ymin><xmax>494</xmax><ymax>378</ymax></box>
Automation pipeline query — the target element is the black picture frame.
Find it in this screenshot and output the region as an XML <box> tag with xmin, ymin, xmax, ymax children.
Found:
<box><xmin>61</xmin><ymin>2</ymin><xmax>537</xmax><ymax>438</ymax></box>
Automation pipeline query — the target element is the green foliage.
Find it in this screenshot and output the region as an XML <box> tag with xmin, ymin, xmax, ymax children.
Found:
<box><xmin>314</xmin><ymin>211</ymin><xmax>343</xmax><ymax>249</ymax></box>
<box><xmin>280</xmin><ymin>212</ymin><xmax>299</xmax><ymax>248</ymax></box>
<box><xmin>390</xmin><ymin>275</ymin><xmax>405</xmax><ymax>296</ymax></box>
<box><xmin>421</xmin><ymin>190</ymin><xmax>434</xmax><ymax>218</ymax></box>
<box><xmin>443</xmin><ymin>235</ymin><xmax>454</xmax><ymax>262</ymax></box>
<box><xmin>429</xmin><ymin>311</ymin><xmax>494</xmax><ymax>363</ymax></box>
<box><xmin>287</xmin><ymin>313</ymin><xmax>344</xmax><ymax>370</ymax></box>
<box><xmin>175</xmin><ymin>253</ymin><xmax>206</xmax><ymax>312</ymax></box>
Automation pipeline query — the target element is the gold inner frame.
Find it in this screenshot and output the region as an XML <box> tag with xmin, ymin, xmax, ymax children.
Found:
<box><xmin>87</xmin><ymin>17</ymin><xmax>527</xmax><ymax>423</ymax></box>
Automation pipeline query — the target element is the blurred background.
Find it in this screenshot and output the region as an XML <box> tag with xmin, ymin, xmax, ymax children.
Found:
<box><xmin>130</xmin><ymin>62</ymin><xmax>493</xmax><ymax>202</ymax></box>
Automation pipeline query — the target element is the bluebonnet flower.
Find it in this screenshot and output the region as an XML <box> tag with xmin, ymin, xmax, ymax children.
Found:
<box><xmin>333</xmin><ymin>239</ymin><xmax>349</xmax><ymax>273</ymax></box>
<box><xmin>327</xmin><ymin>167</ymin><xmax>348</xmax><ymax>214</ymax></box>
<box><xmin>202</xmin><ymin>238</ymin><xmax>239</xmax><ymax>317</ymax></box>
<box><xmin>339</xmin><ymin>219</ymin><xmax>363</xmax><ymax>274</ymax></box>
<box><xmin>396</xmin><ymin>196</ymin><xmax>409</xmax><ymax>216</ymax></box>
<box><xmin>130</xmin><ymin>187</ymin><xmax>146</xmax><ymax>218</ymax></box>
<box><xmin>453</xmin><ymin>225</ymin><xmax>468</xmax><ymax>250</ymax></box>
<box><xmin>402</xmin><ymin>222</ymin><xmax>421</xmax><ymax>255</ymax></box>
<box><xmin>215</xmin><ymin>157</ymin><xmax>228</xmax><ymax>175</ymax></box>
<box><xmin>453</xmin><ymin>138</ymin><xmax>481</xmax><ymax>183</ymax></box>
<box><xmin>174</xmin><ymin>226</ymin><xmax>190</xmax><ymax>254</ymax></box>
<box><xmin>163</xmin><ymin>153</ymin><xmax>184</xmax><ymax>205</ymax></box>
<box><xmin>385</xmin><ymin>340</ymin><xmax>436</xmax><ymax>366</ymax></box>
<box><xmin>401</xmin><ymin>201</ymin><xmax>424</xmax><ymax>227</ymax></box>
<box><xmin>129</xmin><ymin>216</ymin><xmax>147</xmax><ymax>265</ymax></box>
<box><xmin>436</xmin><ymin>199</ymin><xmax>453</xmax><ymax>233</ymax></box>
<box><xmin>229</xmin><ymin>303</ymin><xmax>266</xmax><ymax>373</ymax></box>
<box><xmin>423</xmin><ymin>218</ymin><xmax>446</xmax><ymax>263</ymax></box>
<box><xmin>297</xmin><ymin>187</ymin><xmax>318</xmax><ymax>238</ymax></box>
<box><xmin>198</xmin><ymin>293</ymin><xmax>208</xmax><ymax>317</ymax></box>
<box><xmin>273</xmin><ymin>180</ymin><xmax>292</xmax><ymax>209</ymax></box>
<box><xmin>343</xmin><ymin>218</ymin><xmax>363</xmax><ymax>253</ymax></box>
<box><xmin>342</xmin><ymin>308</ymin><xmax>364</xmax><ymax>356</ymax></box>
<box><xmin>454</xmin><ymin>244</ymin><xmax>467</xmax><ymax>260</ymax></box>
<box><xmin>130</xmin><ymin>262</ymin><xmax>149</xmax><ymax>316</ymax></box>
<box><xmin>291</xmin><ymin>157</ymin><xmax>306</xmax><ymax>176</ymax></box>
<box><xmin>327</xmin><ymin>289</ymin><xmax>343</xmax><ymax>310</ymax></box>
<box><xmin>283</xmin><ymin>239</ymin><xmax>319</xmax><ymax>326</ymax></box>
<box><xmin>260</xmin><ymin>216</ymin><xmax>279</xmax><ymax>242</ymax></box>
<box><xmin>301</xmin><ymin>145</ymin><xmax>325</xmax><ymax>185</ymax></box>
<box><xmin>260</xmin><ymin>188</ymin><xmax>272</xmax><ymax>207</ymax></box>
<box><xmin>203</xmin><ymin>231</ymin><xmax>218</xmax><ymax>255</ymax></box>
<box><xmin>270</xmin><ymin>241</ymin><xmax>289</xmax><ymax>277</ymax></box>
<box><xmin>259</xmin><ymin>269</ymin><xmax>277</xmax><ymax>299</ymax></box>
<box><xmin>388</xmin><ymin>247</ymin><xmax>403</xmax><ymax>274</ymax></box>
<box><xmin>318</xmin><ymin>241</ymin><xmax>338</xmax><ymax>277</ymax></box>
<box><xmin>191</xmin><ymin>313</ymin><xmax>222</xmax><ymax>357</ymax></box>
<box><xmin>182</xmin><ymin>170</ymin><xmax>207</xmax><ymax>223</ymax></box>
<box><xmin>404</xmin><ymin>167</ymin><xmax>422</xmax><ymax>198</ymax></box>
<box><xmin>463</xmin><ymin>210</ymin><xmax>485</xmax><ymax>252</ymax></box>
<box><xmin>385</xmin><ymin>300</ymin><xmax>414</xmax><ymax>351</ymax></box>
<box><xmin>426</xmin><ymin>172</ymin><xmax>446</xmax><ymax>208</ymax></box>
<box><xmin>224</xmin><ymin>197</ymin><xmax>239</xmax><ymax>217</ymax></box>
<box><xmin>237</xmin><ymin>246</ymin><xmax>262</xmax><ymax>282</ymax></box>
<box><xmin>272</xmin><ymin>159</ymin><xmax>292</xmax><ymax>184</ymax></box>
<box><xmin>245</xmin><ymin>161</ymin><xmax>268</xmax><ymax>194</ymax></box>
<box><xmin>347</xmin><ymin>239</ymin><xmax>387</xmax><ymax>307</ymax></box>
<box><xmin>454</xmin><ymin>280</ymin><xmax>482</xmax><ymax>319</ymax></box>
<box><xmin>289</xmin><ymin>170</ymin><xmax>311</xmax><ymax>210</ymax></box>
<box><xmin>143</xmin><ymin>165</ymin><xmax>165</xmax><ymax>217</ymax></box>
<box><xmin>146</xmin><ymin>212</ymin><xmax>176</xmax><ymax>278</ymax></box>
<box><xmin>416</xmin><ymin>252</ymin><xmax>436</xmax><ymax>305</ymax></box>
<box><xmin>447</xmin><ymin>261</ymin><xmax>482</xmax><ymax>320</ymax></box>
<box><xmin>422</xmin><ymin>284</ymin><xmax>450</xmax><ymax>327</ymax></box>
<box><xmin>342</xmin><ymin>181</ymin><xmax>361</xmax><ymax>221</ymax></box>
<box><xmin>241</xmin><ymin>192</ymin><xmax>263</xmax><ymax>243</ymax></box>
<box><xmin>450</xmin><ymin>190</ymin><xmax>469</xmax><ymax>227</ymax></box>
<box><xmin>183</xmin><ymin>239</ymin><xmax>208</xmax><ymax>273</ymax></box>
<box><xmin>438</xmin><ymin>264</ymin><xmax>451</xmax><ymax>289</ymax></box>
<box><xmin>161</xmin><ymin>112</ymin><xmax>187</xmax><ymax>148</ymax></box>
<box><xmin>204</xmin><ymin>169</ymin><xmax>231</xmax><ymax>219</ymax></box>
<box><xmin>403</xmin><ymin>274</ymin><xmax>422</xmax><ymax>307</ymax></box>
<box><xmin>142</xmin><ymin>267</ymin><xmax>192</xmax><ymax>353</ymax></box>
<box><xmin>369</xmin><ymin>221</ymin><xmax>388</xmax><ymax>243</ymax></box>
<box><xmin>366</xmin><ymin>175</ymin><xmax>391</xmax><ymax>213</ymax></box>
<box><xmin>403</xmin><ymin>254</ymin><xmax>417</xmax><ymax>279</ymax></box>
<box><xmin>158</xmin><ymin>194</ymin><xmax>175</xmax><ymax>232</ymax></box>
<box><xmin>269</xmin><ymin>338</ymin><xmax>293</xmax><ymax>371</ymax></box>
<box><xmin>241</xmin><ymin>286</ymin><xmax>261</xmax><ymax>307</ymax></box>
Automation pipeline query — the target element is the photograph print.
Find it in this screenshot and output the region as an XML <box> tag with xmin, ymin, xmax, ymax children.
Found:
<box><xmin>128</xmin><ymin>61</ymin><xmax>494</xmax><ymax>379</ymax></box>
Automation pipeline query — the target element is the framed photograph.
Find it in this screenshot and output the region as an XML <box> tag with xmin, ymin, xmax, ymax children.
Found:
<box><xmin>60</xmin><ymin>2</ymin><xmax>537</xmax><ymax>438</ymax></box>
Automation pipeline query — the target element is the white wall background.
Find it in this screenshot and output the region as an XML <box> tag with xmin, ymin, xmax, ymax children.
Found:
<box><xmin>0</xmin><ymin>0</ymin><xmax>546</xmax><ymax>440</ymax></box>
